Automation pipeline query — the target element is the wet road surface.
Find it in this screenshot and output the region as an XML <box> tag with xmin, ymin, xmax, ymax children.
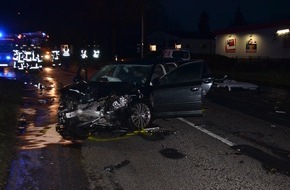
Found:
<box><xmin>4</xmin><ymin>66</ymin><xmax>290</xmax><ymax>190</ymax></box>
<box><xmin>5</xmin><ymin>67</ymin><xmax>90</xmax><ymax>190</ymax></box>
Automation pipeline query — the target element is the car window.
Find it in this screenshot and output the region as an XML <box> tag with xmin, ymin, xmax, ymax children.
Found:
<box><xmin>90</xmin><ymin>64</ymin><xmax>152</xmax><ymax>85</ymax></box>
<box><xmin>164</xmin><ymin>62</ymin><xmax>177</xmax><ymax>73</ymax></box>
<box><xmin>161</xmin><ymin>61</ymin><xmax>203</xmax><ymax>85</ymax></box>
<box><xmin>91</xmin><ymin>65</ymin><xmax>117</xmax><ymax>80</ymax></box>
<box><xmin>151</xmin><ymin>64</ymin><xmax>166</xmax><ymax>81</ymax></box>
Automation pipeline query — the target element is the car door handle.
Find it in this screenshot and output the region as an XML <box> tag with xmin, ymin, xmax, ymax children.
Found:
<box><xmin>190</xmin><ymin>87</ymin><xmax>199</xmax><ymax>91</ymax></box>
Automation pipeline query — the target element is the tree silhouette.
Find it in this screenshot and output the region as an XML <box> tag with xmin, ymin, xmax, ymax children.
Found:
<box><xmin>231</xmin><ymin>6</ymin><xmax>247</xmax><ymax>27</ymax></box>
<box><xmin>198</xmin><ymin>10</ymin><xmax>211</xmax><ymax>33</ymax></box>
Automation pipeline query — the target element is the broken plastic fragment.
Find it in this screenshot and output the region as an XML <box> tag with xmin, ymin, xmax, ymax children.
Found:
<box><xmin>143</xmin><ymin>127</ymin><xmax>160</xmax><ymax>132</ymax></box>
<box><xmin>104</xmin><ymin>160</ymin><xmax>130</xmax><ymax>173</ymax></box>
<box><xmin>38</xmin><ymin>99</ymin><xmax>47</xmax><ymax>104</ymax></box>
<box><xmin>275</xmin><ymin>110</ymin><xmax>286</xmax><ymax>114</ymax></box>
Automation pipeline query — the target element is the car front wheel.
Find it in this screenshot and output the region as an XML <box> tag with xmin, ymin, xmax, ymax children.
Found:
<box><xmin>129</xmin><ymin>102</ymin><xmax>152</xmax><ymax>130</ymax></box>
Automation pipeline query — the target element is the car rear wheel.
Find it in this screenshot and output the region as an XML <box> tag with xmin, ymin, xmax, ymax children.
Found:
<box><xmin>129</xmin><ymin>102</ymin><xmax>152</xmax><ymax>130</ymax></box>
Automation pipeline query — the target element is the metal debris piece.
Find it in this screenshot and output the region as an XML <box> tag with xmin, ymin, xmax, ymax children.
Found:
<box><xmin>38</xmin><ymin>99</ymin><xmax>47</xmax><ymax>104</ymax></box>
<box><xmin>275</xmin><ymin>110</ymin><xmax>286</xmax><ymax>114</ymax></box>
<box><xmin>104</xmin><ymin>160</ymin><xmax>130</xmax><ymax>173</ymax></box>
<box><xmin>216</xmin><ymin>79</ymin><xmax>259</xmax><ymax>91</ymax></box>
<box><xmin>143</xmin><ymin>127</ymin><xmax>160</xmax><ymax>132</ymax></box>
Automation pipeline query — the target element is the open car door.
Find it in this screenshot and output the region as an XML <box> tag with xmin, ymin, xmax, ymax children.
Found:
<box><xmin>152</xmin><ymin>60</ymin><xmax>213</xmax><ymax>118</ymax></box>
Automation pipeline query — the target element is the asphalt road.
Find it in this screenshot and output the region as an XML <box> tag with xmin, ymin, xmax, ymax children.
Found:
<box><xmin>4</xmin><ymin>66</ymin><xmax>290</xmax><ymax>190</ymax></box>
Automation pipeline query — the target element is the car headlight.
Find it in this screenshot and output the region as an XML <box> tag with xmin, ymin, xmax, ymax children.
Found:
<box><xmin>44</xmin><ymin>54</ymin><xmax>51</xmax><ymax>60</ymax></box>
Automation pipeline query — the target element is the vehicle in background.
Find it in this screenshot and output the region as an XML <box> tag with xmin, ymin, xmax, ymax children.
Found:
<box><xmin>56</xmin><ymin>58</ymin><xmax>213</xmax><ymax>140</ymax></box>
<box><xmin>0</xmin><ymin>36</ymin><xmax>14</xmax><ymax>68</ymax></box>
<box><xmin>162</xmin><ymin>48</ymin><xmax>191</xmax><ymax>61</ymax></box>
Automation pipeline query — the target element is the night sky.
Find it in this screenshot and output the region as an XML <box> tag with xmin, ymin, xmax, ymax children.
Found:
<box><xmin>164</xmin><ymin>0</ymin><xmax>290</xmax><ymax>30</ymax></box>
<box><xmin>1</xmin><ymin>0</ymin><xmax>290</xmax><ymax>46</ymax></box>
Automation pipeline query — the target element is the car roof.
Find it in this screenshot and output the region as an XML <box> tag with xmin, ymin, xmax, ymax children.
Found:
<box><xmin>112</xmin><ymin>57</ymin><xmax>206</xmax><ymax>66</ymax></box>
<box><xmin>113</xmin><ymin>58</ymin><xmax>166</xmax><ymax>65</ymax></box>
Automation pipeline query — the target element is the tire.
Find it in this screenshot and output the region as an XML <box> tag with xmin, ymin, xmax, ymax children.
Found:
<box><xmin>129</xmin><ymin>102</ymin><xmax>152</xmax><ymax>130</ymax></box>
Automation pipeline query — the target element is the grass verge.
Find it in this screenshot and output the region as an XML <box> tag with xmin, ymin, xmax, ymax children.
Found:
<box><xmin>0</xmin><ymin>78</ymin><xmax>23</xmax><ymax>189</ymax></box>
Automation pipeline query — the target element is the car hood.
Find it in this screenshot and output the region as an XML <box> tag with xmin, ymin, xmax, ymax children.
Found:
<box><xmin>60</xmin><ymin>81</ymin><xmax>138</xmax><ymax>99</ymax></box>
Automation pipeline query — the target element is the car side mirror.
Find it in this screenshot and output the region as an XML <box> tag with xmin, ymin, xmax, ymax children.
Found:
<box><xmin>202</xmin><ymin>74</ymin><xmax>214</xmax><ymax>84</ymax></box>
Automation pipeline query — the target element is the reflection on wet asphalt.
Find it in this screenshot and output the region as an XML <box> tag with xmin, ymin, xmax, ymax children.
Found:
<box><xmin>6</xmin><ymin>67</ymin><xmax>90</xmax><ymax>190</ymax></box>
<box><xmin>15</xmin><ymin>67</ymin><xmax>74</xmax><ymax>148</ymax></box>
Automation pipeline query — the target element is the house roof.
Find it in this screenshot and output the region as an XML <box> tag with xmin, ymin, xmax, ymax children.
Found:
<box><xmin>170</xmin><ymin>31</ymin><xmax>215</xmax><ymax>39</ymax></box>
<box><xmin>147</xmin><ymin>31</ymin><xmax>215</xmax><ymax>40</ymax></box>
<box><xmin>214</xmin><ymin>20</ymin><xmax>290</xmax><ymax>35</ymax></box>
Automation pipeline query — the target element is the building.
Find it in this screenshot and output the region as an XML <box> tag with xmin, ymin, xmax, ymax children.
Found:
<box><xmin>215</xmin><ymin>20</ymin><xmax>290</xmax><ymax>59</ymax></box>
<box><xmin>146</xmin><ymin>31</ymin><xmax>215</xmax><ymax>55</ymax></box>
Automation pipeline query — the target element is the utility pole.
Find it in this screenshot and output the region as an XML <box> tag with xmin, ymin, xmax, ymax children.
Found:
<box><xmin>141</xmin><ymin>4</ymin><xmax>144</xmax><ymax>58</ymax></box>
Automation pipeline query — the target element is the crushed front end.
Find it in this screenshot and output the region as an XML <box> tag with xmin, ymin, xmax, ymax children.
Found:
<box><xmin>56</xmin><ymin>85</ymin><xmax>133</xmax><ymax>139</ymax></box>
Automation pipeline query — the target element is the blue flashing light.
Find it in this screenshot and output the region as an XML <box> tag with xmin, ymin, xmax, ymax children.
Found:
<box><xmin>6</xmin><ymin>55</ymin><xmax>11</xmax><ymax>60</ymax></box>
<box><xmin>0</xmin><ymin>32</ymin><xmax>2</xmax><ymax>38</ymax></box>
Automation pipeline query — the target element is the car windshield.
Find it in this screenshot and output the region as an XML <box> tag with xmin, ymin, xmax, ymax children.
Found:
<box><xmin>90</xmin><ymin>64</ymin><xmax>153</xmax><ymax>85</ymax></box>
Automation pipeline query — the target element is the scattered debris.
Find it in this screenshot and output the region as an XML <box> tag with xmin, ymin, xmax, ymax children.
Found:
<box><xmin>216</xmin><ymin>79</ymin><xmax>259</xmax><ymax>91</ymax></box>
<box><xmin>143</xmin><ymin>127</ymin><xmax>160</xmax><ymax>132</ymax></box>
<box><xmin>38</xmin><ymin>99</ymin><xmax>47</xmax><ymax>104</ymax></box>
<box><xmin>275</xmin><ymin>110</ymin><xmax>286</xmax><ymax>114</ymax></box>
<box><xmin>232</xmin><ymin>144</ymin><xmax>290</xmax><ymax>177</ymax></box>
<box><xmin>262</xmin><ymin>164</ymin><xmax>278</xmax><ymax>174</ymax></box>
<box><xmin>138</xmin><ymin>129</ymin><xmax>176</xmax><ymax>141</ymax></box>
<box><xmin>104</xmin><ymin>160</ymin><xmax>130</xmax><ymax>173</ymax></box>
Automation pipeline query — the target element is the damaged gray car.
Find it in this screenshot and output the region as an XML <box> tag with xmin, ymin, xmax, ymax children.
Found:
<box><xmin>56</xmin><ymin>59</ymin><xmax>213</xmax><ymax>139</ymax></box>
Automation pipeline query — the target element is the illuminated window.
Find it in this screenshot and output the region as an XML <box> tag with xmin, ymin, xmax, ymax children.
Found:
<box><xmin>175</xmin><ymin>44</ymin><xmax>182</xmax><ymax>49</ymax></box>
<box><xmin>150</xmin><ymin>45</ymin><xmax>157</xmax><ymax>51</ymax></box>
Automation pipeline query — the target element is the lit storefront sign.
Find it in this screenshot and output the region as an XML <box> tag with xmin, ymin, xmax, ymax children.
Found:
<box><xmin>225</xmin><ymin>36</ymin><xmax>236</xmax><ymax>53</ymax></box>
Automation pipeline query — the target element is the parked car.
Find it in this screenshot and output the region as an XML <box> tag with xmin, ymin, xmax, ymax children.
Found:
<box><xmin>162</xmin><ymin>48</ymin><xmax>191</xmax><ymax>61</ymax></box>
<box><xmin>56</xmin><ymin>58</ymin><xmax>213</xmax><ymax>139</ymax></box>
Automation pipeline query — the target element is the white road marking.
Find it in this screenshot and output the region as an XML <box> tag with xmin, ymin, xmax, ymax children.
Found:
<box><xmin>178</xmin><ymin>118</ymin><xmax>236</xmax><ymax>147</ymax></box>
